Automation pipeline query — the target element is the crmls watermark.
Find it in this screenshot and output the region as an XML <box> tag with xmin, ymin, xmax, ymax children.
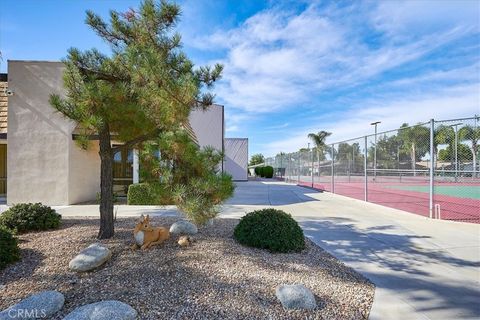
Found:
<box><xmin>8</xmin><ymin>308</ymin><xmax>47</xmax><ymax>318</ymax></box>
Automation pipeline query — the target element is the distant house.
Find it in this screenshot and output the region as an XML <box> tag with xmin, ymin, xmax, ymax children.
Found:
<box><xmin>1</xmin><ymin>60</ymin><xmax>247</xmax><ymax>205</ymax></box>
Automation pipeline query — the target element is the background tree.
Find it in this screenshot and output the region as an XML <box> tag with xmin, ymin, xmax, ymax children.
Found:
<box><xmin>438</xmin><ymin>144</ymin><xmax>472</xmax><ymax>162</ymax></box>
<box><xmin>397</xmin><ymin>123</ymin><xmax>429</xmax><ymax>174</ymax></box>
<box><xmin>50</xmin><ymin>0</ymin><xmax>222</xmax><ymax>238</ymax></box>
<box><xmin>459</xmin><ymin>124</ymin><xmax>480</xmax><ymax>177</ymax></box>
<box><xmin>249</xmin><ymin>154</ymin><xmax>265</xmax><ymax>166</ymax></box>
<box><xmin>337</xmin><ymin>142</ymin><xmax>363</xmax><ymax>172</ymax></box>
<box><xmin>434</xmin><ymin>125</ymin><xmax>455</xmax><ymax>164</ymax></box>
<box><xmin>367</xmin><ymin>135</ymin><xmax>403</xmax><ymax>169</ymax></box>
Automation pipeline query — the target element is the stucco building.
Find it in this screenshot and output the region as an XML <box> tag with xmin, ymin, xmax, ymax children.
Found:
<box><xmin>1</xmin><ymin>60</ymin><xmax>247</xmax><ymax>205</ymax></box>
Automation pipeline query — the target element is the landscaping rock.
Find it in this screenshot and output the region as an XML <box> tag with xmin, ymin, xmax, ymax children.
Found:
<box><xmin>69</xmin><ymin>243</ymin><xmax>111</xmax><ymax>272</ymax></box>
<box><xmin>63</xmin><ymin>300</ymin><xmax>137</xmax><ymax>320</ymax></box>
<box><xmin>169</xmin><ymin>220</ymin><xmax>198</xmax><ymax>235</ymax></box>
<box><xmin>275</xmin><ymin>284</ymin><xmax>316</xmax><ymax>310</ymax></box>
<box><xmin>0</xmin><ymin>290</ymin><xmax>64</xmax><ymax>319</ymax></box>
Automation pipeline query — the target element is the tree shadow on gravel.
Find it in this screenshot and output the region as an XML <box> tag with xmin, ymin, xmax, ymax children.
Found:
<box><xmin>0</xmin><ymin>249</ymin><xmax>45</xmax><ymax>286</ymax></box>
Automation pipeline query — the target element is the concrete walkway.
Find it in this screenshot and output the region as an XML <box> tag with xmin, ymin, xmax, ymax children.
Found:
<box><xmin>9</xmin><ymin>181</ymin><xmax>478</xmax><ymax>319</ymax></box>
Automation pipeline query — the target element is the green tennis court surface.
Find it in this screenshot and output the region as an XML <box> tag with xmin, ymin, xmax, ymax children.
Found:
<box><xmin>387</xmin><ymin>185</ymin><xmax>480</xmax><ymax>199</ymax></box>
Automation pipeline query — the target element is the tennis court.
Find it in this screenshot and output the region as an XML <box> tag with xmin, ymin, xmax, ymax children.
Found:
<box><xmin>296</xmin><ymin>176</ymin><xmax>480</xmax><ymax>224</ymax></box>
<box><xmin>386</xmin><ymin>184</ymin><xmax>480</xmax><ymax>199</ymax></box>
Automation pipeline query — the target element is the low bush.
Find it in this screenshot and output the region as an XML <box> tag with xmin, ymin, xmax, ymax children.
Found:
<box><xmin>0</xmin><ymin>203</ymin><xmax>61</xmax><ymax>233</ymax></box>
<box><xmin>264</xmin><ymin>166</ymin><xmax>274</xmax><ymax>178</ymax></box>
<box><xmin>233</xmin><ymin>208</ymin><xmax>305</xmax><ymax>253</ymax></box>
<box><xmin>0</xmin><ymin>226</ymin><xmax>20</xmax><ymax>269</ymax></box>
<box><xmin>260</xmin><ymin>167</ymin><xmax>266</xmax><ymax>177</ymax></box>
<box><xmin>255</xmin><ymin>166</ymin><xmax>265</xmax><ymax>177</ymax></box>
<box><xmin>127</xmin><ymin>183</ymin><xmax>173</xmax><ymax>205</ymax></box>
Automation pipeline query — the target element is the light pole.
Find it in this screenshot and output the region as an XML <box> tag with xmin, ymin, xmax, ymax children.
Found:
<box><xmin>450</xmin><ymin>122</ymin><xmax>462</xmax><ymax>182</ymax></box>
<box><xmin>370</xmin><ymin>121</ymin><xmax>381</xmax><ymax>181</ymax></box>
<box><xmin>352</xmin><ymin>146</ymin><xmax>355</xmax><ymax>173</ymax></box>
<box><xmin>308</xmin><ymin>143</ymin><xmax>314</xmax><ymax>187</ymax></box>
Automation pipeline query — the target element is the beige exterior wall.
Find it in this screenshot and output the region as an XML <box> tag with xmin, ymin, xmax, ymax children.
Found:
<box><xmin>189</xmin><ymin>104</ymin><xmax>224</xmax><ymax>151</ymax></box>
<box><xmin>224</xmin><ymin>138</ymin><xmax>248</xmax><ymax>181</ymax></box>
<box><xmin>68</xmin><ymin>139</ymin><xmax>101</xmax><ymax>204</ymax></box>
<box><xmin>7</xmin><ymin>61</ymin><xmax>100</xmax><ymax>205</ymax></box>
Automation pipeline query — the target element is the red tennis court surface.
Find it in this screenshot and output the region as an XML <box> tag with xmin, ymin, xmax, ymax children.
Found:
<box><xmin>294</xmin><ymin>178</ymin><xmax>479</xmax><ymax>224</ymax></box>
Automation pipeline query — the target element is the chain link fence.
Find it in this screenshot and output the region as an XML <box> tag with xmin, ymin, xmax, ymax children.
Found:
<box><xmin>265</xmin><ymin>116</ymin><xmax>480</xmax><ymax>223</ymax></box>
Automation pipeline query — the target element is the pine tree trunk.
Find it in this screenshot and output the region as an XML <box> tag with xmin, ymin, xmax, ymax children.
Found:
<box><xmin>98</xmin><ymin>125</ymin><xmax>114</xmax><ymax>239</ymax></box>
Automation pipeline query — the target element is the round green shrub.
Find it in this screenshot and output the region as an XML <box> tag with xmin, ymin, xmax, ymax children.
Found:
<box><xmin>0</xmin><ymin>203</ymin><xmax>61</xmax><ymax>233</ymax></box>
<box><xmin>234</xmin><ymin>208</ymin><xmax>305</xmax><ymax>253</ymax></box>
<box><xmin>259</xmin><ymin>167</ymin><xmax>265</xmax><ymax>177</ymax></box>
<box><xmin>264</xmin><ymin>166</ymin><xmax>274</xmax><ymax>178</ymax></box>
<box><xmin>127</xmin><ymin>183</ymin><xmax>173</xmax><ymax>205</ymax></box>
<box><xmin>254</xmin><ymin>166</ymin><xmax>261</xmax><ymax>176</ymax></box>
<box><xmin>0</xmin><ymin>226</ymin><xmax>20</xmax><ymax>269</ymax></box>
<box><xmin>128</xmin><ymin>183</ymin><xmax>156</xmax><ymax>205</ymax></box>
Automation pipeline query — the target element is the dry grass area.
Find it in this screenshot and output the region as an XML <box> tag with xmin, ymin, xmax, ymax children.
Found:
<box><xmin>0</xmin><ymin>217</ymin><xmax>374</xmax><ymax>319</ymax></box>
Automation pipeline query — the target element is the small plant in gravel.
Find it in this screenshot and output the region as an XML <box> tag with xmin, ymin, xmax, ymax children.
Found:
<box><xmin>0</xmin><ymin>225</ymin><xmax>20</xmax><ymax>269</ymax></box>
<box><xmin>0</xmin><ymin>203</ymin><xmax>61</xmax><ymax>233</ymax></box>
<box><xmin>234</xmin><ymin>208</ymin><xmax>305</xmax><ymax>253</ymax></box>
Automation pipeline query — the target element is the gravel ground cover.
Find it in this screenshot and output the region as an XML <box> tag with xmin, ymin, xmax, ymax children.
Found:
<box><xmin>0</xmin><ymin>217</ymin><xmax>374</xmax><ymax>319</ymax></box>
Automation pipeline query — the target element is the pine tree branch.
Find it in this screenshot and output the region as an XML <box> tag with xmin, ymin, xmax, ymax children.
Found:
<box><xmin>111</xmin><ymin>129</ymin><xmax>163</xmax><ymax>152</ymax></box>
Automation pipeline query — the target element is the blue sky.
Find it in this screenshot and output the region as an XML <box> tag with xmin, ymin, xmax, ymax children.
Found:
<box><xmin>1</xmin><ymin>0</ymin><xmax>479</xmax><ymax>157</ymax></box>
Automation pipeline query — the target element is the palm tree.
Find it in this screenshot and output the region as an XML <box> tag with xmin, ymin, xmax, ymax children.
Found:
<box><xmin>308</xmin><ymin>131</ymin><xmax>332</xmax><ymax>176</ymax></box>
<box><xmin>398</xmin><ymin>124</ymin><xmax>429</xmax><ymax>175</ymax></box>
<box><xmin>434</xmin><ymin>125</ymin><xmax>455</xmax><ymax>165</ymax></box>
<box><xmin>459</xmin><ymin>124</ymin><xmax>480</xmax><ymax>177</ymax></box>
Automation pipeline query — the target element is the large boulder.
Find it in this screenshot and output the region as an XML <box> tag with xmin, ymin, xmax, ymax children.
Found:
<box><xmin>169</xmin><ymin>220</ymin><xmax>198</xmax><ymax>235</ymax></box>
<box><xmin>0</xmin><ymin>290</ymin><xmax>64</xmax><ymax>319</ymax></box>
<box><xmin>275</xmin><ymin>284</ymin><xmax>316</xmax><ymax>310</ymax></box>
<box><xmin>63</xmin><ymin>300</ymin><xmax>137</xmax><ymax>320</ymax></box>
<box><xmin>69</xmin><ymin>243</ymin><xmax>111</xmax><ymax>272</ymax></box>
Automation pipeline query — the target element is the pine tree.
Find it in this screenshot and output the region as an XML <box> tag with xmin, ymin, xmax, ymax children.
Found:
<box><xmin>50</xmin><ymin>0</ymin><xmax>222</xmax><ymax>238</ymax></box>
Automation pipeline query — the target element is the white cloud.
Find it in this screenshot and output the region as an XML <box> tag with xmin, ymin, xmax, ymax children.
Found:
<box><xmin>262</xmin><ymin>83</ymin><xmax>480</xmax><ymax>156</ymax></box>
<box><xmin>195</xmin><ymin>1</ymin><xmax>478</xmax><ymax>115</ymax></box>
<box><xmin>371</xmin><ymin>0</ymin><xmax>480</xmax><ymax>39</ymax></box>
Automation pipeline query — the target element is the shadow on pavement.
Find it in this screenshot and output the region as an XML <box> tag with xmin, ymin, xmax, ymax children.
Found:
<box><xmin>300</xmin><ymin>218</ymin><xmax>480</xmax><ymax>318</ymax></box>
<box><xmin>226</xmin><ymin>181</ymin><xmax>321</xmax><ymax>206</ymax></box>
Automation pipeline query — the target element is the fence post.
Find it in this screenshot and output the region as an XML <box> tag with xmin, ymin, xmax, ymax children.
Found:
<box><xmin>364</xmin><ymin>136</ymin><xmax>368</xmax><ymax>202</ymax></box>
<box><xmin>331</xmin><ymin>144</ymin><xmax>335</xmax><ymax>193</ymax></box>
<box><xmin>297</xmin><ymin>155</ymin><xmax>300</xmax><ymax>184</ymax></box>
<box><xmin>311</xmin><ymin>150</ymin><xmax>314</xmax><ymax>188</ymax></box>
<box><xmin>429</xmin><ymin>119</ymin><xmax>435</xmax><ymax>219</ymax></box>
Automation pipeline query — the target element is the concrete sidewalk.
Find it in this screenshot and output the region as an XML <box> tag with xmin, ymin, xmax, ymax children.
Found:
<box><xmin>12</xmin><ymin>180</ymin><xmax>479</xmax><ymax>319</ymax></box>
